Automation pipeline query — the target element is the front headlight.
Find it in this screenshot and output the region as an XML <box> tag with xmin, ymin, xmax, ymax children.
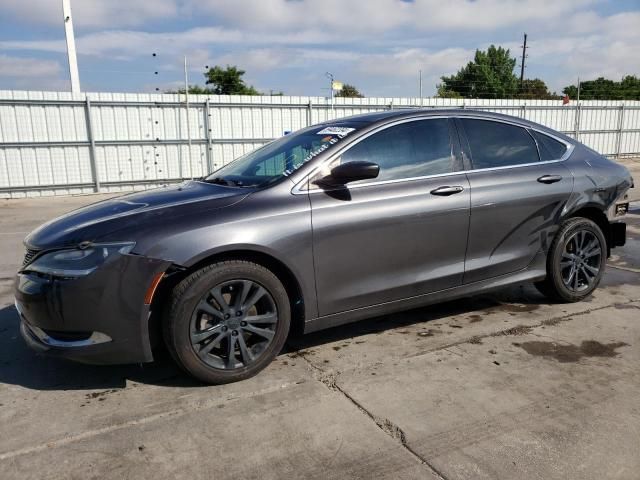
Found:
<box><xmin>25</xmin><ymin>242</ymin><xmax>135</xmax><ymax>277</ymax></box>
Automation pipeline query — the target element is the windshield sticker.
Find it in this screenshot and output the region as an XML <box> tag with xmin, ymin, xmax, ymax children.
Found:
<box><xmin>317</xmin><ymin>127</ymin><xmax>355</xmax><ymax>137</ymax></box>
<box><xmin>282</xmin><ymin>126</ymin><xmax>356</xmax><ymax>177</ymax></box>
<box><xmin>283</xmin><ymin>137</ymin><xmax>342</xmax><ymax>177</ymax></box>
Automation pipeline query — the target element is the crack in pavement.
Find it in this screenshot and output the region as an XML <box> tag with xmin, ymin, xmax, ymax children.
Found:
<box><xmin>298</xmin><ymin>353</ymin><xmax>448</xmax><ymax>480</ymax></box>
<box><xmin>290</xmin><ymin>297</ymin><xmax>640</xmax><ymax>480</ymax></box>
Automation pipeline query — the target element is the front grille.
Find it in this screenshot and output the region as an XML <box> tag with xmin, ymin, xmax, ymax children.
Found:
<box><xmin>23</xmin><ymin>248</ymin><xmax>40</xmax><ymax>267</ymax></box>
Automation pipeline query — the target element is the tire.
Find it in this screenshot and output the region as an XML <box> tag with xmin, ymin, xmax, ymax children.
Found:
<box><xmin>535</xmin><ymin>217</ymin><xmax>606</xmax><ymax>302</ymax></box>
<box><xmin>163</xmin><ymin>260</ymin><xmax>290</xmax><ymax>384</ymax></box>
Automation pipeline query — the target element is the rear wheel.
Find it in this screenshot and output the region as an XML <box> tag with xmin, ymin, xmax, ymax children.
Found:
<box><xmin>535</xmin><ymin>217</ymin><xmax>606</xmax><ymax>302</ymax></box>
<box><xmin>163</xmin><ymin>260</ymin><xmax>290</xmax><ymax>384</ymax></box>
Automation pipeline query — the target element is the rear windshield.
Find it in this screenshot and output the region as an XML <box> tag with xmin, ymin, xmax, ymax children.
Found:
<box><xmin>203</xmin><ymin>124</ymin><xmax>360</xmax><ymax>187</ymax></box>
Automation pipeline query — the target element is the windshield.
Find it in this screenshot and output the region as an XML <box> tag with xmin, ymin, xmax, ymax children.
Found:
<box><xmin>203</xmin><ymin>124</ymin><xmax>360</xmax><ymax>187</ymax></box>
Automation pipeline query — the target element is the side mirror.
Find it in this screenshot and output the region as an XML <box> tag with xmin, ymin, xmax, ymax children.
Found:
<box><xmin>321</xmin><ymin>161</ymin><xmax>380</xmax><ymax>185</ymax></box>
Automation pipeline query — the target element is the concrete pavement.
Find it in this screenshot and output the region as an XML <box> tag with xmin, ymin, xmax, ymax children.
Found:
<box><xmin>0</xmin><ymin>177</ymin><xmax>639</xmax><ymax>479</ymax></box>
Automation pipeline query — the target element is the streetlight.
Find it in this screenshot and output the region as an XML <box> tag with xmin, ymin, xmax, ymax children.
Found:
<box><xmin>62</xmin><ymin>0</ymin><xmax>81</xmax><ymax>93</ymax></box>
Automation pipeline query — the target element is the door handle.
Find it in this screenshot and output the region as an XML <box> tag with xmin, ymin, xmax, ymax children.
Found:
<box><xmin>430</xmin><ymin>185</ymin><xmax>464</xmax><ymax>196</ymax></box>
<box><xmin>537</xmin><ymin>175</ymin><xmax>562</xmax><ymax>184</ymax></box>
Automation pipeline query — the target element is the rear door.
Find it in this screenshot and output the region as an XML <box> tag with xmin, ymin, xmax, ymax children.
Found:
<box><xmin>456</xmin><ymin>118</ymin><xmax>574</xmax><ymax>284</ymax></box>
<box><xmin>307</xmin><ymin>118</ymin><xmax>470</xmax><ymax>316</ymax></box>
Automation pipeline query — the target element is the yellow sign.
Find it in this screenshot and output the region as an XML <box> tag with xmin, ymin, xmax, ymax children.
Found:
<box><xmin>332</xmin><ymin>81</ymin><xmax>343</xmax><ymax>91</ymax></box>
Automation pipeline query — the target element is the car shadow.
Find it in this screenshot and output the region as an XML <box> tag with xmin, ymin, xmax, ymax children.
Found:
<box><xmin>284</xmin><ymin>283</ymin><xmax>550</xmax><ymax>352</ymax></box>
<box><xmin>0</xmin><ymin>304</ymin><xmax>201</xmax><ymax>391</ymax></box>
<box><xmin>0</xmin><ymin>283</ymin><xmax>552</xmax><ymax>392</ymax></box>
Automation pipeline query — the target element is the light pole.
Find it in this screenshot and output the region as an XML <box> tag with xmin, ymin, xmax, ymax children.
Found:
<box><xmin>62</xmin><ymin>0</ymin><xmax>81</xmax><ymax>94</ymax></box>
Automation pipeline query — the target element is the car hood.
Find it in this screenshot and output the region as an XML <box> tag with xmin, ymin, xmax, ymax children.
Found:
<box><xmin>25</xmin><ymin>181</ymin><xmax>250</xmax><ymax>250</ymax></box>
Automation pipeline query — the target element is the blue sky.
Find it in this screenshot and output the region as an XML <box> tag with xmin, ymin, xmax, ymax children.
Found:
<box><xmin>1</xmin><ymin>0</ymin><xmax>639</xmax><ymax>96</ymax></box>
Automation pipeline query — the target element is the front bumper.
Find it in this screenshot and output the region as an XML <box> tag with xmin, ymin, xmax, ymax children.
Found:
<box><xmin>15</xmin><ymin>253</ymin><xmax>170</xmax><ymax>365</ymax></box>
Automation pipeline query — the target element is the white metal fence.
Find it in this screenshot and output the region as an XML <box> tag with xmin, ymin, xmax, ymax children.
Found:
<box><xmin>0</xmin><ymin>90</ymin><xmax>639</xmax><ymax>198</ymax></box>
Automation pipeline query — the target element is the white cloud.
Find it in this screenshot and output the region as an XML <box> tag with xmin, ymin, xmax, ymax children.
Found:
<box><xmin>0</xmin><ymin>1</ymin><xmax>638</xmax><ymax>96</ymax></box>
<box><xmin>0</xmin><ymin>54</ymin><xmax>61</xmax><ymax>78</ymax></box>
<box><xmin>512</xmin><ymin>11</ymin><xmax>640</xmax><ymax>91</ymax></box>
<box><xmin>353</xmin><ymin>48</ymin><xmax>472</xmax><ymax>78</ymax></box>
<box><xmin>1</xmin><ymin>0</ymin><xmax>178</xmax><ymax>28</ymax></box>
<box><xmin>330</xmin><ymin>47</ymin><xmax>475</xmax><ymax>96</ymax></box>
<box><xmin>208</xmin><ymin>47</ymin><xmax>360</xmax><ymax>73</ymax></box>
<box><xmin>1</xmin><ymin>0</ymin><xmax>596</xmax><ymax>32</ymax></box>
<box><xmin>193</xmin><ymin>0</ymin><xmax>595</xmax><ymax>32</ymax></box>
<box><xmin>0</xmin><ymin>39</ymin><xmax>67</xmax><ymax>54</ymax></box>
<box><xmin>0</xmin><ymin>27</ymin><xmax>334</xmax><ymax>59</ymax></box>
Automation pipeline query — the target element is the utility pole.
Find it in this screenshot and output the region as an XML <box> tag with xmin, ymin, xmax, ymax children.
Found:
<box><xmin>519</xmin><ymin>32</ymin><xmax>528</xmax><ymax>89</ymax></box>
<box><xmin>574</xmin><ymin>77</ymin><xmax>581</xmax><ymax>140</ymax></box>
<box><xmin>62</xmin><ymin>0</ymin><xmax>81</xmax><ymax>94</ymax></box>
<box><xmin>419</xmin><ymin>70</ymin><xmax>423</xmax><ymax>107</ymax></box>
<box><xmin>325</xmin><ymin>72</ymin><xmax>334</xmax><ymax>116</ymax></box>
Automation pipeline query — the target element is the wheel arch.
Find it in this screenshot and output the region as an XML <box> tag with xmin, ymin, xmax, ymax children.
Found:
<box><xmin>566</xmin><ymin>205</ymin><xmax>611</xmax><ymax>256</ymax></box>
<box><xmin>148</xmin><ymin>248</ymin><xmax>308</xmax><ymax>354</ymax></box>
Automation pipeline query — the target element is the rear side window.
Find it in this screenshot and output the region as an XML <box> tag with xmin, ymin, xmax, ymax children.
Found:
<box><xmin>460</xmin><ymin>119</ymin><xmax>539</xmax><ymax>169</ymax></box>
<box><xmin>530</xmin><ymin>130</ymin><xmax>568</xmax><ymax>161</ymax></box>
<box><xmin>340</xmin><ymin>119</ymin><xmax>453</xmax><ymax>183</ymax></box>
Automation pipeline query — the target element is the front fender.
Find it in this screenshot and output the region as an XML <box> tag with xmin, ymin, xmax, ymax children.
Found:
<box><xmin>134</xmin><ymin>188</ymin><xmax>317</xmax><ymax>320</ymax></box>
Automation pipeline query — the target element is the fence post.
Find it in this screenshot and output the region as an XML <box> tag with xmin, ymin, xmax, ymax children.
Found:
<box><xmin>84</xmin><ymin>96</ymin><xmax>100</xmax><ymax>192</ymax></box>
<box><xmin>307</xmin><ymin>100</ymin><xmax>313</xmax><ymax>126</ymax></box>
<box><xmin>204</xmin><ymin>99</ymin><xmax>214</xmax><ymax>173</ymax></box>
<box><xmin>389</xmin><ymin>100</ymin><xmax>394</xmax><ymax>110</ymax></box>
<box><xmin>615</xmin><ymin>104</ymin><xmax>625</xmax><ymax>158</ymax></box>
<box><xmin>521</xmin><ymin>104</ymin><xmax>526</xmax><ymax>119</ymax></box>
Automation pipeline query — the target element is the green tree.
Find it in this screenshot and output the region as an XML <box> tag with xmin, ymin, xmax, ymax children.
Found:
<box><xmin>562</xmin><ymin>84</ymin><xmax>579</xmax><ymax>99</ymax></box>
<box><xmin>515</xmin><ymin>78</ymin><xmax>559</xmax><ymax>100</ymax></box>
<box><xmin>204</xmin><ymin>65</ymin><xmax>260</xmax><ymax>95</ymax></box>
<box><xmin>438</xmin><ymin>45</ymin><xmax>518</xmax><ymax>98</ymax></box>
<box><xmin>435</xmin><ymin>84</ymin><xmax>462</xmax><ymax>98</ymax></box>
<box><xmin>335</xmin><ymin>83</ymin><xmax>364</xmax><ymax>98</ymax></box>
<box><xmin>620</xmin><ymin>75</ymin><xmax>640</xmax><ymax>99</ymax></box>
<box><xmin>563</xmin><ymin>76</ymin><xmax>640</xmax><ymax>100</ymax></box>
<box><xmin>170</xmin><ymin>85</ymin><xmax>216</xmax><ymax>95</ymax></box>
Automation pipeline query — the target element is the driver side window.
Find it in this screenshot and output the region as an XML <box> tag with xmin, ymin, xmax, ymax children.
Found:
<box><xmin>336</xmin><ymin>118</ymin><xmax>454</xmax><ymax>184</ymax></box>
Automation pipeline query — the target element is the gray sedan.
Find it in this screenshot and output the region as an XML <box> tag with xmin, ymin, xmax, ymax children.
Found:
<box><xmin>15</xmin><ymin>109</ymin><xmax>633</xmax><ymax>383</ymax></box>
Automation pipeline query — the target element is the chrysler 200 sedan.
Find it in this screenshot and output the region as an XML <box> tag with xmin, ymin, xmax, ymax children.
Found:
<box><xmin>15</xmin><ymin>110</ymin><xmax>632</xmax><ymax>383</ymax></box>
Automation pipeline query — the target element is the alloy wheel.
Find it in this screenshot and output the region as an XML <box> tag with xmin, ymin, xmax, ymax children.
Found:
<box><xmin>189</xmin><ymin>279</ymin><xmax>278</xmax><ymax>369</ymax></box>
<box><xmin>560</xmin><ymin>229</ymin><xmax>602</xmax><ymax>292</ymax></box>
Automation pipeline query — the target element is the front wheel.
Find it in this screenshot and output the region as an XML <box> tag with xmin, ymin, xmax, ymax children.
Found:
<box><xmin>535</xmin><ymin>217</ymin><xmax>606</xmax><ymax>302</ymax></box>
<box><xmin>163</xmin><ymin>260</ymin><xmax>291</xmax><ymax>384</ymax></box>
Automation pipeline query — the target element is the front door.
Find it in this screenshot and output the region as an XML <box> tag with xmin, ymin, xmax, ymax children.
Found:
<box><xmin>308</xmin><ymin>118</ymin><xmax>471</xmax><ymax>316</ymax></box>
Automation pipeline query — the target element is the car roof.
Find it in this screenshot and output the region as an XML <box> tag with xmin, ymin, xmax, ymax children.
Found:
<box><xmin>319</xmin><ymin>108</ymin><xmax>573</xmax><ymax>142</ymax></box>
